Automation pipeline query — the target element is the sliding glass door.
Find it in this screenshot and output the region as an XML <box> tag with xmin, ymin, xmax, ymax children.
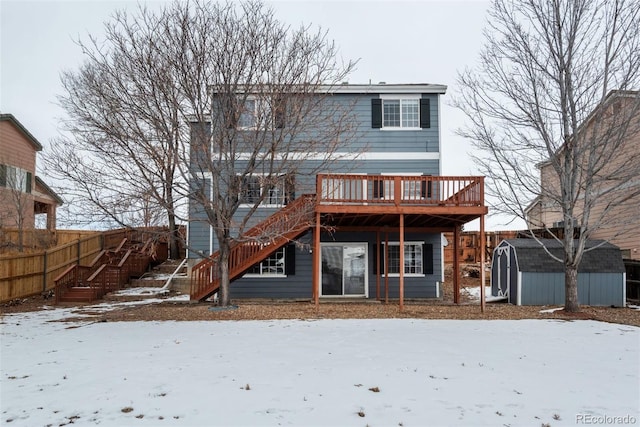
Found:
<box><xmin>321</xmin><ymin>243</ymin><xmax>367</xmax><ymax>297</ymax></box>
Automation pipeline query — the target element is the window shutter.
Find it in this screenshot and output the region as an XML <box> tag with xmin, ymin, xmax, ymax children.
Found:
<box><xmin>420</xmin><ymin>177</ymin><xmax>432</xmax><ymax>198</ymax></box>
<box><xmin>371</xmin><ymin>99</ymin><xmax>382</xmax><ymax>128</ymax></box>
<box><xmin>423</xmin><ymin>243</ymin><xmax>434</xmax><ymax>275</ymax></box>
<box><xmin>373</xmin><ymin>178</ymin><xmax>384</xmax><ymax>198</ymax></box>
<box><xmin>285</xmin><ymin>244</ymin><xmax>296</xmax><ymax>275</ymax></box>
<box><xmin>0</xmin><ymin>164</ymin><xmax>6</xmax><ymax>187</ymax></box>
<box><xmin>26</xmin><ymin>172</ymin><xmax>32</xmax><ymax>194</ymax></box>
<box><xmin>420</xmin><ymin>98</ymin><xmax>431</xmax><ymax>128</ymax></box>
<box><xmin>274</xmin><ymin>97</ymin><xmax>286</xmax><ymax>129</ymax></box>
<box><xmin>373</xmin><ymin>243</ymin><xmax>385</xmax><ymax>274</ymax></box>
<box><xmin>285</xmin><ymin>174</ymin><xmax>295</xmax><ymax>205</ymax></box>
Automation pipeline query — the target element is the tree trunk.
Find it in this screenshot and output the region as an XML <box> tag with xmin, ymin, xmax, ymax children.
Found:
<box><xmin>167</xmin><ymin>213</ymin><xmax>180</xmax><ymax>260</ymax></box>
<box><xmin>218</xmin><ymin>241</ymin><xmax>231</xmax><ymax>306</ymax></box>
<box><xmin>564</xmin><ymin>265</ymin><xmax>580</xmax><ymax>312</ymax></box>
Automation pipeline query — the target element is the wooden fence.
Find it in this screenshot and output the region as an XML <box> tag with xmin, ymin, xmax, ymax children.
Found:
<box><xmin>0</xmin><ymin>229</ymin><xmax>99</xmax><ymax>254</ymax></box>
<box><xmin>0</xmin><ymin>229</ymin><xmax>131</xmax><ymax>302</ymax></box>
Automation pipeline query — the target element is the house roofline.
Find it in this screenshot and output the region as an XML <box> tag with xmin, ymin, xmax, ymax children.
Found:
<box><xmin>0</xmin><ymin>113</ymin><xmax>44</xmax><ymax>151</ymax></box>
<box><xmin>324</xmin><ymin>83</ymin><xmax>447</xmax><ymax>94</ymax></box>
<box><xmin>208</xmin><ymin>82</ymin><xmax>448</xmax><ymax>96</ymax></box>
<box><xmin>35</xmin><ymin>176</ymin><xmax>64</xmax><ymax>205</ymax></box>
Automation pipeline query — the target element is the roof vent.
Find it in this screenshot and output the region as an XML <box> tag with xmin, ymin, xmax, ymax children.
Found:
<box><xmin>378</xmin><ymin>81</ymin><xmax>386</xmax><ymax>84</ymax></box>
<box><xmin>342</xmin><ymin>81</ymin><xmax>349</xmax><ymax>85</ymax></box>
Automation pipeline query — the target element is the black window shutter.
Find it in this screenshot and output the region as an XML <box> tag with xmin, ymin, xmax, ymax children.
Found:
<box><xmin>26</xmin><ymin>172</ymin><xmax>32</xmax><ymax>194</ymax></box>
<box><xmin>420</xmin><ymin>177</ymin><xmax>432</xmax><ymax>198</ymax></box>
<box><xmin>423</xmin><ymin>243</ymin><xmax>434</xmax><ymax>275</ymax></box>
<box><xmin>285</xmin><ymin>174</ymin><xmax>295</xmax><ymax>205</ymax></box>
<box><xmin>373</xmin><ymin>178</ymin><xmax>384</xmax><ymax>198</ymax></box>
<box><xmin>285</xmin><ymin>244</ymin><xmax>296</xmax><ymax>275</ymax></box>
<box><xmin>373</xmin><ymin>243</ymin><xmax>385</xmax><ymax>274</ymax></box>
<box><xmin>371</xmin><ymin>99</ymin><xmax>382</xmax><ymax>128</ymax></box>
<box><xmin>0</xmin><ymin>164</ymin><xmax>6</xmax><ymax>187</ymax></box>
<box><xmin>420</xmin><ymin>98</ymin><xmax>431</xmax><ymax>128</ymax></box>
<box><xmin>274</xmin><ymin>97</ymin><xmax>286</xmax><ymax>129</ymax></box>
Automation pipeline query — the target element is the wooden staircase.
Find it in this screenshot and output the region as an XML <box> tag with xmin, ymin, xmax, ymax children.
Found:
<box><xmin>55</xmin><ymin>238</ymin><xmax>160</xmax><ymax>304</ymax></box>
<box><xmin>190</xmin><ymin>194</ymin><xmax>316</xmax><ymax>301</ymax></box>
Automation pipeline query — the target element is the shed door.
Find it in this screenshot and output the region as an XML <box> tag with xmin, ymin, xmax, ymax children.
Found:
<box><xmin>495</xmin><ymin>246</ymin><xmax>510</xmax><ymax>299</ymax></box>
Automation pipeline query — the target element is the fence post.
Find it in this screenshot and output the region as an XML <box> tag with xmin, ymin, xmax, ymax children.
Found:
<box><xmin>42</xmin><ymin>250</ymin><xmax>48</xmax><ymax>292</ymax></box>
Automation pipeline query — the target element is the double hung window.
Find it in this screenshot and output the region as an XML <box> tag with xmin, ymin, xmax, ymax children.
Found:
<box><xmin>240</xmin><ymin>174</ymin><xmax>293</xmax><ymax>207</ymax></box>
<box><xmin>386</xmin><ymin>242</ymin><xmax>424</xmax><ymax>275</ymax></box>
<box><xmin>236</xmin><ymin>96</ymin><xmax>286</xmax><ymax>130</ymax></box>
<box><xmin>246</xmin><ymin>248</ymin><xmax>286</xmax><ymax>276</ymax></box>
<box><xmin>0</xmin><ymin>164</ymin><xmax>32</xmax><ymax>193</ymax></box>
<box><xmin>371</xmin><ymin>95</ymin><xmax>431</xmax><ymax>129</ymax></box>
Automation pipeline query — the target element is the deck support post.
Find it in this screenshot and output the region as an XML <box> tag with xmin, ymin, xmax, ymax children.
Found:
<box><xmin>376</xmin><ymin>231</ymin><xmax>381</xmax><ymax>301</ymax></box>
<box><xmin>453</xmin><ymin>224</ymin><xmax>460</xmax><ymax>304</ymax></box>
<box><xmin>480</xmin><ymin>213</ymin><xmax>486</xmax><ymax>313</ymax></box>
<box><xmin>399</xmin><ymin>214</ymin><xmax>405</xmax><ymax>311</ymax></box>
<box><xmin>313</xmin><ymin>212</ymin><xmax>321</xmax><ymax>307</ymax></box>
<box><xmin>384</xmin><ymin>230</ymin><xmax>389</xmax><ymax>304</ymax></box>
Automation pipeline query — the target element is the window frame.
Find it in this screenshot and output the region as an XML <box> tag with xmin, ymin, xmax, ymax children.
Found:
<box><xmin>239</xmin><ymin>173</ymin><xmax>289</xmax><ymax>208</ymax></box>
<box><xmin>245</xmin><ymin>247</ymin><xmax>287</xmax><ymax>277</ymax></box>
<box><xmin>382</xmin><ymin>241</ymin><xmax>425</xmax><ymax>277</ymax></box>
<box><xmin>380</xmin><ymin>94</ymin><xmax>421</xmax><ymax>130</ymax></box>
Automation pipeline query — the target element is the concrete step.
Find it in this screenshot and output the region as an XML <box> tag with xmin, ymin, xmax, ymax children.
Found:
<box><xmin>171</xmin><ymin>277</ymin><xmax>191</xmax><ymax>294</ymax></box>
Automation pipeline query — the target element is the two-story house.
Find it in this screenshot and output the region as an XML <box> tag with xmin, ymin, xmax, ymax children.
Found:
<box><xmin>187</xmin><ymin>83</ymin><xmax>488</xmax><ymax>306</ymax></box>
<box><xmin>525</xmin><ymin>90</ymin><xmax>640</xmax><ymax>260</ymax></box>
<box><xmin>0</xmin><ymin>114</ymin><xmax>62</xmax><ymax>232</ymax></box>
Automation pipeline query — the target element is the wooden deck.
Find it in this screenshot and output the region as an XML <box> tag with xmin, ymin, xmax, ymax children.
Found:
<box><xmin>191</xmin><ymin>174</ymin><xmax>488</xmax><ymax>310</ymax></box>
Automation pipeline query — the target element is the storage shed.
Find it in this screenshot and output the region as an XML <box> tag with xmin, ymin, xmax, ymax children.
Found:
<box><xmin>491</xmin><ymin>239</ymin><xmax>626</xmax><ymax>306</ymax></box>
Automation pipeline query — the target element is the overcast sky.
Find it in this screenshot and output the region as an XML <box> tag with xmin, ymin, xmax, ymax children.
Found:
<box><xmin>1</xmin><ymin>0</ymin><xmax>520</xmax><ymax>230</ymax></box>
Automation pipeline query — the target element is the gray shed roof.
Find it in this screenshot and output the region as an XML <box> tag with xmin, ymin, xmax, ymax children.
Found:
<box><xmin>499</xmin><ymin>239</ymin><xmax>625</xmax><ymax>273</ymax></box>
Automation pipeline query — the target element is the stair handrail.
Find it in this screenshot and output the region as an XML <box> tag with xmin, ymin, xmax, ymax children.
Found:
<box><xmin>162</xmin><ymin>258</ymin><xmax>188</xmax><ymax>291</ymax></box>
<box><xmin>190</xmin><ymin>194</ymin><xmax>316</xmax><ymax>300</ymax></box>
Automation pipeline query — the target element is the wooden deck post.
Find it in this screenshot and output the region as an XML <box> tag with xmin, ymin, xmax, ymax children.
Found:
<box><xmin>376</xmin><ymin>231</ymin><xmax>381</xmax><ymax>301</ymax></box>
<box><xmin>384</xmin><ymin>230</ymin><xmax>389</xmax><ymax>304</ymax></box>
<box><xmin>453</xmin><ymin>224</ymin><xmax>460</xmax><ymax>304</ymax></box>
<box><xmin>313</xmin><ymin>212</ymin><xmax>321</xmax><ymax>307</ymax></box>
<box><xmin>399</xmin><ymin>214</ymin><xmax>405</xmax><ymax>311</ymax></box>
<box><xmin>480</xmin><ymin>213</ymin><xmax>486</xmax><ymax>313</ymax></box>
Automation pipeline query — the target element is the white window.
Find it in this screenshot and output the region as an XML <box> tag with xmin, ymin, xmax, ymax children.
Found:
<box><xmin>237</xmin><ymin>96</ymin><xmax>281</xmax><ymax>130</ymax></box>
<box><xmin>0</xmin><ymin>164</ymin><xmax>31</xmax><ymax>193</ymax></box>
<box><xmin>246</xmin><ymin>248</ymin><xmax>286</xmax><ymax>276</ymax></box>
<box><xmin>382</xmin><ymin>96</ymin><xmax>420</xmax><ymax>129</ymax></box>
<box><xmin>240</xmin><ymin>174</ymin><xmax>288</xmax><ymax>207</ymax></box>
<box><xmin>384</xmin><ymin>242</ymin><xmax>424</xmax><ymax>276</ymax></box>
<box><xmin>238</xmin><ymin>98</ymin><xmax>258</xmax><ymax>129</ymax></box>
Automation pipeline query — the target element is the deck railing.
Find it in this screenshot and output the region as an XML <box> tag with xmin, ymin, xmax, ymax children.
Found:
<box><xmin>316</xmin><ymin>174</ymin><xmax>484</xmax><ymax>207</ymax></box>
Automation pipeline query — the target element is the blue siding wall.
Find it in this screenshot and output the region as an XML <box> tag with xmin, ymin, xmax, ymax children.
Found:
<box><xmin>229</xmin><ymin>231</ymin><xmax>442</xmax><ymax>300</ymax></box>
<box><xmin>519</xmin><ymin>272</ymin><xmax>625</xmax><ymax>306</ymax></box>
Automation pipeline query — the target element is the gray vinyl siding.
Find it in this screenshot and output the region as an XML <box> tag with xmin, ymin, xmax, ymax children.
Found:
<box><xmin>518</xmin><ymin>273</ymin><xmax>565</xmax><ymax>305</ymax></box>
<box><xmin>230</xmin><ymin>231</ymin><xmax>442</xmax><ymax>300</ymax></box>
<box><xmin>519</xmin><ymin>272</ymin><xmax>625</xmax><ymax>306</ymax></box>
<box><xmin>333</xmin><ymin>93</ymin><xmax>441</xmax><ymax>153</ymax></box>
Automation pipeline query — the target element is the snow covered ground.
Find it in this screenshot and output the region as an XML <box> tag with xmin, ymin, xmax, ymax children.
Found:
<box><xmin>1</xmin><ymin>303</ymin><xmax>638</xmax><ymax>427</ymax></box>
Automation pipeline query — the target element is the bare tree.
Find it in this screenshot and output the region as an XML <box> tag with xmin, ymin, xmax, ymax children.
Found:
<box><xmin>0</xmin><ymin>161</ymin><xmax>33</xmax><ymax>252</ymax></box>
<box><xmin>45</xmin><ymin>0</ymin><xmax>357</xmax><ymax>304</ymax></box>
<box><xmin>175</xmin><ymin>1</ymin><xmax>358</xmax><ymax>306</ymax></box>
<box><xmin>45</xmin><ymin>3</ymin><xmax>186</xmax><ymax>258</ymax></box>
<box><xmin>455</xmin><ymin>0</ymin><xmax>640</xmax><ymax>311</ymax></box>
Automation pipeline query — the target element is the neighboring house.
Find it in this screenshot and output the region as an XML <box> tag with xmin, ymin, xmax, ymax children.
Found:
<box><xmin>187</xmin><ymin>83</ymin><xmax>488</xmax><ymax>304</ymax></box>
<box><xmin>0</xmin><ymin>114</ymin><xmax>62</xmax><ymax>231</ymax></box>
<box><xmin>525</xmin><ymin>91</ymin><xmax>640</xmax><ymax>260</ymax></box>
